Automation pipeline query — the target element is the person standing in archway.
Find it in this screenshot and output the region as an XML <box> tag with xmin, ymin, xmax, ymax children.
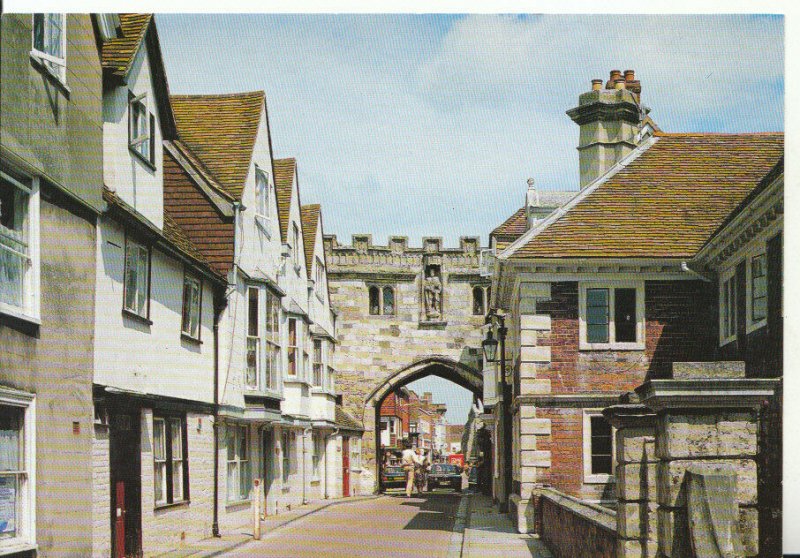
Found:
<box><xmin>402</xmin><ymin>441</ymin><xmax>421</xmax><ymax>497</ymax></box>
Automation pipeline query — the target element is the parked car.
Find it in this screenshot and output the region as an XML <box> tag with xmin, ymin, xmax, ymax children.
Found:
<box><xmin>381</xmin><ymin>465</ymin><xmax>407</xmax><ymax>491</ymax></box>
<box><xmin>427</xmin><ymin>463</ymin><xmax>462</xmax><ymax>492</ymax></box>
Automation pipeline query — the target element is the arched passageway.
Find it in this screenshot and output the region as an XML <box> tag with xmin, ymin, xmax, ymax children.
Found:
<box><xmin>363</xmin><ymin>356</ymin><xmax>483</xmax><ymax>490</ymax></box>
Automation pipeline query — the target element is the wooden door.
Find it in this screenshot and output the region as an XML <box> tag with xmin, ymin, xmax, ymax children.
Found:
<box><xmin>342</xmin><ymin>437</ymin><xmax>350</xmax><ymax>497</ymax></box>
<box><xmin>114</xmin><ymin>481</ymin><xmax>126</xmax><ymax>558</ymax></box>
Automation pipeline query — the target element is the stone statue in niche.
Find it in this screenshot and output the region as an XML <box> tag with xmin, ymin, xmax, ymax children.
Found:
<box><xmin>423</xmin><ymin>265</ymin><xmax>442</xmax><ymax>320</ymax></box>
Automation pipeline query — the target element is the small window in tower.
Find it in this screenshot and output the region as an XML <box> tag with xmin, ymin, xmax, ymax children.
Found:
<box><xmin>369</xmin><ymin>286</ymin><xmax>380</xmax><ymax>315</ymax></box>
<box><xmin>383</xmin><ymin>287</ymin><xmax>395</xmax><ymax>315</ymax></box>
<box><xmin>472</xmin><ymin>286</ymin><xmax>484</xmax><ymax>315</ymax></box>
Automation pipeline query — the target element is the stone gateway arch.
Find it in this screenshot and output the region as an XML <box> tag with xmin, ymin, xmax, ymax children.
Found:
<box><xmin>324</xmin><ymin>234</ymin><xmax>489</xmax><ymax>490</ymax></box>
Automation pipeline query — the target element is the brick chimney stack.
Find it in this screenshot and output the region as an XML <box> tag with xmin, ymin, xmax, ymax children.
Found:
<box><xmin>566</xmin><ymin>69</ymin><xmax>648</xmax><ymax>188</ymax></box>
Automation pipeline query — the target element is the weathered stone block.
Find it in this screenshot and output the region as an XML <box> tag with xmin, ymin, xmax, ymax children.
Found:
<box><xmin>656</xmin><ymin>460</ymin><xmax>757</xmax><ymax>507</ymax></box>
<box><xmin>617</xmin><ymin>501</ymin><xmax>658</xmax><ymax>539</ymax></box>
<box><xmin>616</xmin><ymin>426</ymin><xmax>657</xmax><ymax>464</ymax></box>
<box><xmin>520</xmin><ymin>329</ymin><xmax>538</xmax><ymax>347</ymax></box>
<box><xmin>519</xmin><ymin>282</ymin><xmax>551</xmax><ymax>299</ymax></box>
<box><xmin>520</xmin><ymin>434</ymin><xmax>537</xmax><ymax>451</ymax></box>
<box><xmin>520</xmin><ymin>345</ymin><xmax>551</xmax><ymax>363</ymax></box>
<box><xmin>739</xmin><ymin>507</ymin><xmax>759</xmax><ymax>557</ymax></box>
<box><xmin>520</xmin><ymin>314</ymin><xmax>551</xmax><ymax>331</ymax></box>
<box><xmin>671</xmin><ymin>361</ymin><xmax>745</xmax><ymax>380</ymax></box>
<box><xmin>521</xmin><ymin>417</ymin><xmax>551</xmax><ymax>436</ymax></box>
<box><xmin>616</xmin><ymin>537</ymin><xmax>658</xmax><ymax>558</ymax></box>
<box><xmin>617</xmin><ymin>463</ymin><xmax>657</xmax><ymax>502</ymax></box>
<box><xmin>519</xmin><ymin>361</ymin><xmax>539</xmax><ymax>379</ymax></box>
<box><xmin>520</xmin><ymin>466</ymin><xmax>538</xmax><ymax>484</ymax></box>
<box><xmin>657</xmin><ymin>413</ymin><xmax>757</xmax><ymax>459</ymax></box>
<box><xmin>521</xmin><ymin>450</ymin><xmax>552</xmax><ymax>468</ymax></box>
<box><xmin>520</xmin><ymin>378</ymin><xmax>551</xmax><ymax>395</ymax></box>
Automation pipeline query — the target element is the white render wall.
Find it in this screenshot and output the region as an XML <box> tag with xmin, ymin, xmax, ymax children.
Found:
<box><xmin>92</xmin><ymin>423</ymin><xmax>111</xmax><ymax>558</ymax></box>
<box><xmin>140</xmin><ymin>409</ymin><xmax>215</xmax><ymax>557</ymax></box>
<box><xmin>93</xmin><ymin>217</ymin><xmax>215</xmax><ymax>403</ymax></box>
<box><xmin>102</xmin><ymin>44</ymin><xmax>164</xmax><ymax>230</ymax></box>
<box><xmin>308</xmin><ymin>219</ymin><xmax>333</xmax><ymax>335</ymax></box>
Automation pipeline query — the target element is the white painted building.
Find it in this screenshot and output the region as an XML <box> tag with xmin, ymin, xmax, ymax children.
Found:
<box><xmin>92</xmin><ymin>14</ymin><xmax>226</xmax><ymax>557</ymax></box>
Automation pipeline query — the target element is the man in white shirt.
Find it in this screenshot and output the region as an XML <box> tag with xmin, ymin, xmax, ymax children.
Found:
<box><xmin>401</xmin><ymin>443</ymin><xmax>422</xmax><ymax>497</ymax></box>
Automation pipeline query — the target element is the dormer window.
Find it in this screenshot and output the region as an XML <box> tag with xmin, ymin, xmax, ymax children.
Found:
<box><xmin>254</xmin><ymin>167</ymin><xmax>271</xmax><ymax>236</ymax></box>
<box><xmin>129</xmin><ymin>92</ymin><xmax>155</xmax><ymax>167</ymax></box>
<box><xmin>31</xmin><ymin>14</ymin><xmax>66</xmax><ymax>83</ymax></box>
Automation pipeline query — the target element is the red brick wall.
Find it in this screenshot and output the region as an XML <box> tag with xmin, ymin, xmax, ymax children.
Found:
<box><xmin>533</xmin><ymin>280</ymin><xmax>716</xmax><ymax>499</ymax></box>
<box><xmin>540</xmin><ymin>495</ymin><xmax>616</xmax><ymax>558</ymax></box>
<box><xmin>379</xmin><ymin>392</ymin><xmax>410</xmax><ymax>435</ymax></box>
<box><xmin>163</xmin><ymin>150</ymin><xmax>235</xmax><ymax>277</ymax></box>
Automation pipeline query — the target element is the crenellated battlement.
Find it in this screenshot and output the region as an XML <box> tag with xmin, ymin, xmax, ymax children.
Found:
<box><xmin>324</xmin><ymin>234</ymin><xmax>485</xmax><ymax>267</ymax></box>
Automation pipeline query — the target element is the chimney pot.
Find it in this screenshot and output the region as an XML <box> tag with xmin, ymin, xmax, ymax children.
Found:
<box><xmin>624</xmin><ymin>69</ymin><xmax>635</xmax><ymax>82</ymax></box>
<box><xmin>614</xmin><ymin>78</ymin><xmax>626</xmax><ymax>90</ymax></box>
<box><xmin>591</xmin><ymin>79</ymin><xmax>603</xmax><ymax>91</ymax></box>
<box><xmin>606</xmin><ymin>70</ymin><xmax>623</xmax><ymax>89</ymax></box>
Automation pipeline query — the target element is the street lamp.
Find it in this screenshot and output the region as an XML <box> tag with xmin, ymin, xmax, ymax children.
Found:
<box><xmin>484</xmin><ymin>312</ymin><xmax>511</xmax><ymax>512</ymax></box>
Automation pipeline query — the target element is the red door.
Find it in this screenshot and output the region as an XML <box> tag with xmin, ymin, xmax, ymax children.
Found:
<box><xmin>342</xmin><ymin>437</ymin><xmax>350</xmax><ymax>497</ymax></box>
<box><xmin>114</xmin><ymin>481</ymin><xmax>126</xmax><ymax>558</ymax></box>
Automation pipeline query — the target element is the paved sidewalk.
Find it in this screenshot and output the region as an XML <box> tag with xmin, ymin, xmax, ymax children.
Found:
<box><xmin>460</xmin><ymin>492</ymin><xmax>553</xmax><ymax>558</ymax></box>
<box><xmin>155</xmin><ymin>494</ymin><xmax>380</xmax><ymax>558</ymax></box>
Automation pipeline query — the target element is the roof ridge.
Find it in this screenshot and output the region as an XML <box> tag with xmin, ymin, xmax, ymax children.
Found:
<box><xmin>170</xmin><ymin>90</ymin><xmax>265</xmax><ymax>101</ymax></box>
<box><xmin>654</xmin><ymin>131</ymin><xmax>784</xmax><ymax>137</ymax></box>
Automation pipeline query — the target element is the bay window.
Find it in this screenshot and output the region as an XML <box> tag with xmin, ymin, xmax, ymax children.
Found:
<box><xmin>31</xmin><ymin>14</ymin><xmax>66</xmax><ymax>82</ymax></box>
<box><xmin>287</xmin><ymin>318</ymin><xmax>297</xmax><ymax>377</ymax></box>
<box><xmin>227</xmin><ymin>425</ymin><xmax>251</xmax><ymax>502</ymax></box>
<box><xmin>153</xmin><ymin>415</ymin><xmax>187</xmax><ymax>506</ymax></box>
<box><xmin>579</xmin><ymin>282</ymin><xmax>644</xmax><ymax>350</ymax></box>
<box><xmin>246</xmin><ymin>287</ymin><xmax>260</xmax><ymax>389</ymax></box>
<box><xmin>313</xmin><ymin>339</ymin><xmax>323</xmax><ymax>387</ymax></box>
<box><xmin>264</xmin><ymin>291</ymin><xmax>280</xmax><ymax>390</ymax></box>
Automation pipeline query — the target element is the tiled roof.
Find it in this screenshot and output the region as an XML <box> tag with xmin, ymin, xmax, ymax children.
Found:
<box><xmin>103</xmin><ymin>187</ymin><xmax>224</xmax><ymax>283</ymax></box>
<box><xmin>301</xmin><ymin>204</ymin><xmax>320</xmax><ymax>273</ymax></box>
<box><xmin>274</xmin><ymin>158</ymin><xmax>297</xmax><ymax>242</ymax></box>
<box><xmin>335</xmin><ymin>405</ymin><xmax>364</xmax><ymax>432</ymax></box>
<box><xmin>170</xmin><ymin>92</ymin><xmax>265</xmax><ymax>200</ymax></box>
<box><xmin>508</xmin><ymin>133</ymin><xmax>784</xmax><ymax>259</ymax></box>
<box><xmin>170</xmin><ymin>140</ymin><xmax>235</xmax><ymax>203</ymax></box>
<box><xmin>491</xmin><ymin>208</ymin><xmax>526</xmax><ymax>240</ymax></box>
<box><xmin>100</xmin><ymin>14</ymin><xmax>151</xmax><ymax>78</ymax></box>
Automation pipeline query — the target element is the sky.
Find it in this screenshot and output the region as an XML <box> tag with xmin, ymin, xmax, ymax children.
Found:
<box><xmin>155</xmin><ymin>14</ymin><xmax>784</xmax><ymax>248</ymax></box>
<box><xmin>406</xmin><ymin>376</ymin><xmax>474</xmax><ymax>424</ymax></box>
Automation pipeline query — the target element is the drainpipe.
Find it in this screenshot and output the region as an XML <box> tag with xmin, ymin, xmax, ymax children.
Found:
<box><xmin>302</xmin><ymin>427</ymin><xmax>312</xmax><ymax>504</ymax></box>
<box><xmin>212</xmin><ymin>302</ymin><xmax>222</xmax><ymax>538</ymax></box>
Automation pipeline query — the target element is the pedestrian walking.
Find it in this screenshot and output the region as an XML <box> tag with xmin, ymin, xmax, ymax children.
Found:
<box><xmin>401</xmin><ymin>442</ymin><xmax>422</xmax><ymax>497</ymax></box>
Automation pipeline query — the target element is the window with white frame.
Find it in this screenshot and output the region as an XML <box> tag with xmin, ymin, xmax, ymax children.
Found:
<box><xmin>128</xmin><ymin>92</ymin><xmax>155</xmax><ymax>166</ymax></box>
<box><xmin>264</xmin><ymin>290</ymin><xmax>280</xmax><ymax>391</ymax></box>
<box><xmin>579</xmin><ymin>282</ymin><xmax>644</xmax><ymax>350</ymax></box>
<box><xmin>31</xmin><ymin>14</ymin><xmax>66</xmax><ymax>82</ymax></box>
<box><xmin>292</xmin><ymin>223</ymin><xmax>300</xmax><ymax>271</ymax></box>
<box><xmin>750</xmin><ymin>253</ymin><xmax>767</xmax><ymax>324</ymax></box>
<box><xmin>246</xmin><ymin>287</ymin><xmax>260</xmax><ymax>389</ymax></box>
<box><xmin>227</xmin><ymin>424</ymin><xmax>251</xmax><ymax>501</ymax></box>
<box><xmin>0</xmin><ymin>171</ymin><xmax>38</xmax><ymax>320</ymax></box>
<box><xmin>0</xmin><ymin>390</ymin><xmax>35</xmax><ymax>552</ymax></box>
<box><xmin>350</xmin><ymin>437</ymin><xmax>361</xmax><ymax>470</ymax></box>
<box><xmin>583</xmin><ymin>410</ymin><xmax>614</xmax><ymax>484</ymax></box>
<box><xmin>181</xmin><ymin>274</ymin><xmax>201</xmax><ymax>340</ymax></box>
<box><xmin>312</xmin><ymin>434</ymin><xmax>323</xmax><ymax>481</ymax></box>
<box><xmin>315</xmin><ymin>257</ymin><xmax>325</xmax><ymax>300</ymax></box>
<box><xmin>281</xmin><ymin>430</ymin><xmax>291</xmax><ymax>483</ymax></box>
<box><xmin>287</xmin><ymin>318</ymin><xmax>298</xmax><ymax>377</ymax></box>
<box><xmin>312</xmin><ymin>339</ymin><xmax>323</xmax><ymax>387</ymax></box>
<box><xmin>720</xmin><ymin>269</ymin><xmax>737</xmax><ymax>345</ymax></box>
<box><xmin>254</xmin><ymin>167</ymin><xmax>270</xmax><ymax>234</ymax></box>
<box><xmin>153</xmin><ymin>415</ymin><xmax>187</xmax><ymax>506</ymax></box>
<box><xmin>124</xmin><ymin>238</ymin><xmax>150</xmax><ymax>319</ymax></box>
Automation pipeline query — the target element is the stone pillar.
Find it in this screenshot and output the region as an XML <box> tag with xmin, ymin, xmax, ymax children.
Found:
<box><xmin>636</xmin><ymin>362</ymin><xmax>779</xmax><ymax>558</ymax></box>
<box><xmin>603</xmin><ymin>401</ymin><xmax>658</xmax><ymax>558</ymax></box>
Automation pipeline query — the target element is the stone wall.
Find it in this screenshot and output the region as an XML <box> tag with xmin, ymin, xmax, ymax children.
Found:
<box><xmin>539</xmin><ymin>488</ymin><xmax>617</xmax><ymax>558</ymax></box>
<box><xmin>325</xmin><ymin>235</ymin><xmax>487</xmax><ymax>482</ymax></box>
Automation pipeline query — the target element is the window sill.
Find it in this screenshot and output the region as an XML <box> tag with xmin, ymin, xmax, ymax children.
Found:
<box><xmin>0</xmin><ymin>540</ymin><xmax>38</xmax><ymax>556</ymax></box>
<box><xmin>154</xmin><ymin>499</ymin><xmax>190</xmax><ymax>511</ymax></box>
<box><xmin>29</xmin><ymin>52</ymin><xmax>70</xmax><ymax>98</ymax></box>
<box><xmin>583</xmin><ymin>474</ymin><xmax>615</xmax><ymax>485</ymax></box>
<box><xmin>0</xmin><ymin>303</ymin><xmax>41</xmax><ymax>328</ymax></box>
<box><xmin>718</xmin><ymin>335</ymin><xmax>737</xmax><ymax>348</ymax></box>
<box><xmin>129</xmin><ymin>146</ymin><xmax>157</xmax><ymax>172</ymax></box>
<box><xmin>579</xmin><ymin>342</ymin><xmax>644</xmax><ymax>352</ymax></box>
<box><xmin>122</xmin><ymin>308</ymin><xmax>153</xmax><ymax>326</ymax></box>
<box><xmin>181</xmin><ymin>332</ymin><xmax>203</xmax><ymax>345</ymax></box>
<box><xmin>746</xmin><ymin>318</ymin><xmax>767</xmax><ymax>336</ymax></box>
